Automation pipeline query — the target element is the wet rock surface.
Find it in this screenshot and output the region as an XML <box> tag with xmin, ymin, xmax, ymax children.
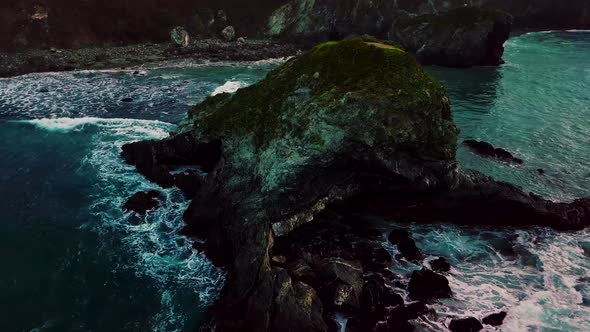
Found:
<box><xmin>123</xmin><ymin>190</ymin><xmax>161</xmax><ymax>214</ymax></box>
<box><xmin>388</xmin><ymin>229</ymin><xmax>424</xmax><ymax>263</ymax></box>
<box><xmin>482</xmin><ymin>311</ymin><xmax>507</xmax><ymax>326</ymax></box>
<box><xmin>408</xmin><ymin>268</ymin><xmax>452</xmax><ymax>301</ymax></box>
<box><xmin>463</xmin><ymin>139</ymin><xmax>523</xmax><ymax>164</ymax></box>
<box><xmin>449</xmin><ymin>317</ymin><xmax>484</xmax><ymax>332</ymax></box>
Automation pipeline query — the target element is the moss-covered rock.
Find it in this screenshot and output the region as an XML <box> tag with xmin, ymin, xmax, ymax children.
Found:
<box><xmin>177</xmin><ymin>39</ymin><xmax>459</xmax><ymax>331</ymax></box>
<box><xmin>187</xmin><ymin>39</ymin><xmax>458</xmax><ymax>197</ymax></box>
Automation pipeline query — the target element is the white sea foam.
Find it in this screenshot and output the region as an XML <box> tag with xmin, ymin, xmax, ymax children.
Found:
<box><xmin>20</xmin><ymin>117</ymin><xmax>172</xmax><ymax>135</ymax></box>
<box><xmin>71</xmin><ymin>118</ymin><xmax>225</xmax><ymax>330</ymax></box>
<box><xmin>211</xmin><ymin>80</ymin><xmax>244</xmax><ymax>96</ymax></box>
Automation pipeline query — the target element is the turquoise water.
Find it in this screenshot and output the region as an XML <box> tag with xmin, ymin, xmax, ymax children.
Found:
<box><xmin>0</xmin><ymin>32</ymin><xmax>588</xmax><ymax>331</ymax></box>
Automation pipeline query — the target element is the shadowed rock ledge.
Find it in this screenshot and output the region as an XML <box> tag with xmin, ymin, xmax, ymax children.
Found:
<box><xmin>121</xmin><ymin>39</ymin><xmax>590</xmax><ymax>331</ymax></box>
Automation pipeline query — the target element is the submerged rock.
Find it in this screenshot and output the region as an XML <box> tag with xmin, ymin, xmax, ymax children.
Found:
<box><xmin>430</xmin><ymin>257</ymin><xmax>451</xmax><ymax>273</ymax></box>
<box><xmin>482</xmin><ymin>311</ymin><xmax>507</xmax><ymax>326</ymax></box>
<box><xmin>463</xmin><ymin>139</ymin><xmax>523</xmax><ymax>164</ymax></box>
<box><xmin>449</xmin><ymin>317</ymin><xmax>484</xmax><ymax>332</ymax></box>
<box><xmin>123</xmin><ymin>190</ymin><xmax>161</xmax><ymax>214</ymax></box>
<box><xmin>408</xmin><ymin>268</ymin><xmax>452</xmax><ymax>301</ymax></box>
<box><xmin>390</xmin><ymin>7</ymin><xmax>512</xmax><ymax>67</ymax></box>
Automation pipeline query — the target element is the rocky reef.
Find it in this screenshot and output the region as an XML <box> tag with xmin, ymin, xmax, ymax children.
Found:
<box><xmin>121</xmin><ymin>40</ymin><xmax>590</xmax><ymax>331</ymax></box>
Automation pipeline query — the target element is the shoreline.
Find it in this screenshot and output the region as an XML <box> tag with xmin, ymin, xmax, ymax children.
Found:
<box><xmin>0</xmin><ymin>39</ymin><xmax>300</xmax><ymax>78</ymax></box>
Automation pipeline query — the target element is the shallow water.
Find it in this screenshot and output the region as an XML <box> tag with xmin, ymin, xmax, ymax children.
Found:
<box><xmin>0</xmin><ymin>33</ymin><xmax>588</xmax><ymax>331</ymax></box>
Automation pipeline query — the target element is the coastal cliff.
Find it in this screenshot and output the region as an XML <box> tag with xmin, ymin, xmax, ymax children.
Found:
<box><xmin>2</xmin><ymin>0</ymin><xmax>588</xmax><ymax>50</ymax></box>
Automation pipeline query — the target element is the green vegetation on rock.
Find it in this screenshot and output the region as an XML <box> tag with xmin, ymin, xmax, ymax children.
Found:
<box><xmin>189</xmin><ymin>39</ymin><xmax>457</xmax><ymax>163</ymax></box>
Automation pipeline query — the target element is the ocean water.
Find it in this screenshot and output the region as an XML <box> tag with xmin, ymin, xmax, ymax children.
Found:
<box><xmin>0</xmin><ymin>32</ymin><xmax>588</xmax><ymax>331</ymax></box>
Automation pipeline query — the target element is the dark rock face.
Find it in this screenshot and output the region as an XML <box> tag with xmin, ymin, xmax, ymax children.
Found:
<box><xmin>390</xmin><ymin>8</ymin><xmax>513</xmax><ymax>67</ymax></box>
<box><xmin>449</xmin><ymin>317</ymin><xmax>484</xmax><ymax>332</ymax></box>
<box><xmin>482</xmin><ymin>311</ymin><xmax>507</xmax><ymax>326</ymax></box>
<box><xmin>317</xmin><ymin>258</ymin><xmax>363</xmax><ymax>311</ymax></box>
<box><xmin>390</xmin><ymin>171</ymin><xmax>590</xmax><ymax>231</ymax></box>
<box><xmin>408</xmin><ymin>268</ymin><xmax>452</xmax><ymax>301</ymax></box>
<box><xmin>360</xmin><ymin>274</ymin><xmax>404</xmax><ymax>321</ymax></box>
<box><xmin>388</xmin><ymin>229</ymin><xmax>423</xmax><ymax>263</ymax></box>
<box><xmin>121</xmin><ymin>133</ymin><xmax>221</xmax><ymax>188</ymax></box>
<box><xmin>463</xmin><ymin>140</ymin><xmax>523</xmax><ymax>164</ymax></box>
<box><xmin>173</xmin><ymin>171</ymin><xmax>203</xmax><ymax>197</ymax></box>
<box><xmin>430</xmin><ymin>257</ymin><xmax>451</xmax><ymax>273</ymax></box>
<box><xmin>123</xmin><ymin>190</ymin><xmax>161</xmax><ymax>214</ymax></box>
<box><xmin>2</xmin><ymin>0</ymin><xmax>590</xmax><ymax>51</ymax></box>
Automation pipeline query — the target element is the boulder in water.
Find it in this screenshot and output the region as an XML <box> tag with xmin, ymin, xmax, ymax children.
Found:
<box><xmin>449</xmin><ymin>317</ymin><xmax>484</xmax><ymax>332</ymax></box>
<box><xmin>123</xmin><ymin>190</ymin><xmax>161</xmax><ymax>214</ymax></box>
<box><xmin>388</xmin><ymin>229</ymin><xmax>423</xmax><ymax>263</ymax></box>
<box><xmin>430</xmin><ymin>257</ymin><xmax>451</xmax><ymax>272</ymax></box>
<box><xmin>463</xmin><ymin>140</ymin><xmax>523</xmax><ymax>164</ymax></box>
<box><xmin>408</xmin><ymin>268</ymin><xmax>452</xmax><ymax>301</ymax></box>
<box><xmin>482</xmin><ymin>311</ymin><xmax>507</xmax><ymax>326</ymax></box>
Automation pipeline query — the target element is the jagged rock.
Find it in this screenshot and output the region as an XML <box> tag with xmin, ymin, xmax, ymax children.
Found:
<box><xmin>287</xmin><ymin>259</ymin><xmax>316</xmax><ymax>286</ymax></box>
<box><xmin>173</xmin><ymin>170</ymin><xmax>203</xmax><ymax>197</ymax></box>
<box><xmin>123</xmin><ymin>190</ymin><xmax>161</xmax><ymax>214</ymax></box>
<box><xmin>390</xmin><ymin>7</ymin><xmax>512</xmax><ymax>67</ymax></box>
<box><xmin>121</xmin><ymin>97</ymin><xmax>133</xmax><ymax>103</ymax></box>
<box><xmin>170</xmin><ymin>26</ymin><xmax>189</xmax><ymax>47</ymax></box>
<box><xmin>317</xmin><ymin>257</ymin><xmax>364</xmax><ymax>311</ymax></box>
<box><xmin>463</xmin><ymin>140</ymin><xmax>523</xmax><ymax>164</ymax></box>
<box><xmin>385</xmin><ymin>301</ymin><xmax>433</xmax><ymax>331</ymax></box>
<box><xmin>221</xmin><ymin>26</ymin><xmax>236</xmax><ymax>41</ymax></box>
<box><xmin>391</xmin><ymin>170</ymin><xmax>590</xmax><ymax>231</ymax></box>
<box><xmin>430</xmin><ymin>257</ymin><xmax>451</xmax><ymax>273</ymax></box>
<box><xmin>121</xmin><ymin>133</ymin><xmax>221</xmax><ymax>188</ymax></box>
<box><xmin>580</xmin><ymin>242</ymin><xmax>590</xmax><ymax>257</ymax></box>
<box><xmin>360</xmin><ymin>243</ymin><xmax>393</xmax><ymax>271</ymax></box>
<box><xmin>388</xmin><ymin>229</ymin><xmax>423</xmax><ymax>263</ymax></box>
<box><xmin>39</xmin><ymin>87</ymin><xmax>49</xmax><ymax>93</ymax></box>
<box><xmin>482</xmin><ymin>311</ymin><xmax>507</xmax><ymax>326</ymax></box>
<box><xmin>408</xmin><ymin>268</ymin><xmax>452</xmax><ymax>301</ymax></box>
<box><xmin>360</xmin><ymin>273</ymin><xmax>404</xmax><ymax>321</ymax></box>
<box><xmin>449</xmin><ymin>317</ymin><xmax>484</xmax><ymax>332</ymax></box>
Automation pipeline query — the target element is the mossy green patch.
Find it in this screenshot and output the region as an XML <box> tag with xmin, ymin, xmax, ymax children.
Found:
<box><xmin>189</xmin><ymin>39</ymin><xmax>456</xmax><ymax>159</ymax></box>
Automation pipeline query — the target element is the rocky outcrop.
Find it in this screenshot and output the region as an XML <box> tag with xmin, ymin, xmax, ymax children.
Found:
<box><xmin>388</xmin><ymin>229</ymin><xmax>424</xmax><ymax>262</ymax></box>
<box><xmin>449</xmin><ymin>317</ymin><xmax>484</xmax><ymax>332</ymax></box>
<box><xmin>463</xmin><ymin>139</ymin><xmax>523</xmax><ymax>164</ymax></box>
<box><xmin>123</xmin><ymin>190</ymin><xmax>161</xmax><ymax>214</ymax></box>
<box><xmin>408</xmin><ymin>268</ymin><xmax>452</xmax><ymax>301</ymax></box>
<box><xmin>1</xmin><ymin>0</ymin><xmax>589</xmax><ymax>50</ymax></box>
<box><xmin>389</xmin><ymin>7</ymin><xmax>513</xmax><ymax>67</ymax></box>
<box><xmin>121</xmin><ymin>39</ymin><xmax>590</xmax><ymax>331</ymax></box>
<box><xmin>482</xmin><ymin>311</ymin><xmax>507</xmax><ymax>326</ymax></box>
